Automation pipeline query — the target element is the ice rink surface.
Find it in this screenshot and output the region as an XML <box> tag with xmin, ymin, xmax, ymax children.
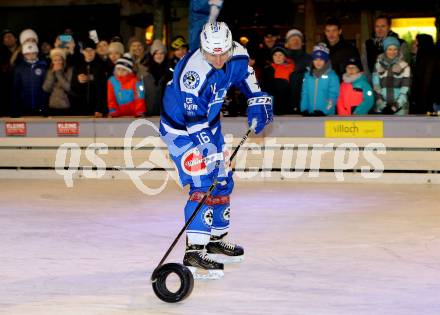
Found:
<box><xmin>1</xmin><ymin>179</ymin><xmax>440</xmax><ymax>315</ymax></box>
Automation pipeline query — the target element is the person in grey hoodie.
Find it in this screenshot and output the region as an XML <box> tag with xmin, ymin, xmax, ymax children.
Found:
<box><xmin>43</xmin><ymin>48</ymin><xmax>73</xmax><ymax>115</ymax></box>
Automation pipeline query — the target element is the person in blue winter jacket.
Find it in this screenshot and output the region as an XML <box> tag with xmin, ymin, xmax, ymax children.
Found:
<box><xmin>300</xmin><ymin>44</ymin><xmax>340</xmax><ymax>116</ymax></box>
<box><xmin>11</xmin><ymin>42</ymin><xmax>48</xmax><ymax>116</ymax></box>
<box><xmin>160</xmin><ymin>21</ymin><xmax>273</xmax><ymax>280</ymax></box>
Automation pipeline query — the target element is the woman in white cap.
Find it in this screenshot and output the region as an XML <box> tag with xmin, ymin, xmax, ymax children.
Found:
<box><xmin>42</xmin><ymin>48</ymin><xmax>73</xmax><ymax>115</ymax></box>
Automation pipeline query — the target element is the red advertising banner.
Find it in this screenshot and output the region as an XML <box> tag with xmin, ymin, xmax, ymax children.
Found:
<box><xmin>5</xmin><ymin>122</ymin><xmax>27</xmax><ymax>136</ymax></box>
<box><xmin>57</xmin><ymin>122</ymin><xmax>80</xmax><ymax>136</ymax></box>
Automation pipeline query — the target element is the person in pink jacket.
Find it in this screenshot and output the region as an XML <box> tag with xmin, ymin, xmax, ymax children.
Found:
<box><xmin>337</xmin><ymin>57</ymin><xmax>374</xmax><ymax>115</ymax></box>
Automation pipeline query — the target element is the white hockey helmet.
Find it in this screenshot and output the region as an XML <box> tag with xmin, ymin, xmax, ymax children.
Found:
<box><xmin>200</xmin><ymin>21</ymin><xmax>233</xmax><ymax>55</ymax></box>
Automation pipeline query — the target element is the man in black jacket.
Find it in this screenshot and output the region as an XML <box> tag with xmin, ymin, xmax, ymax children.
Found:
<box><xmin>70</xmin><ymin>38</ymin><xmax>107</xmax><ymax>116</ymax></box>
<box><xmin>323</xmin><ymin>18</ymin><xmax>360</xmax><ymax>80</ymax></box>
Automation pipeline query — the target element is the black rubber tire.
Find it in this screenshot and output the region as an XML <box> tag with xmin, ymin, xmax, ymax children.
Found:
<box><xmin>151</xmin><ymin>263</ymin><xmax>194</xmax><ymax>303</ymax></box>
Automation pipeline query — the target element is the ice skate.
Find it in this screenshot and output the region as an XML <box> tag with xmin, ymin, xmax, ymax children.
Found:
<box><xmin>183</xmin><ymin>244</ymin><xmax>224</xmax><ymax>280</ymax></box>
<box><xmin>206</xmin><ymin>233</ymin><xmax>244</xmax><ymax>264</ymax></box>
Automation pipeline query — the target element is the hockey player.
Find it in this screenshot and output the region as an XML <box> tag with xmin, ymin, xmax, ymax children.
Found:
<box><xmin>160</xmin><ymin>22</ymin><xmax>273</xmax><ymax>279</ymax></box>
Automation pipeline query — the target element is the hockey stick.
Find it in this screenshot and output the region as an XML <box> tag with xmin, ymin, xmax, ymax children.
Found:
<box><xmin>151</xmin><ymin>119</ymin><xmax>257</xmax><ymax>280</ymax></box>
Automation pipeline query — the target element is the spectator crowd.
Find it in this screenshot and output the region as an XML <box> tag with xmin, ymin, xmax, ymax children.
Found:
<box><xmin>0</xmin><ymin>28</ymin><xmax>187</xmax><ymax>118</ymax></box>
<box><xmin>1</xmin><ymin>15</ymin><xmax>439</xmax><ymax>118</ymax></box>
<box><xmin>252</xmin><ymin>16</ymin><xmax>440</xmax><ymax>116</ymax></box>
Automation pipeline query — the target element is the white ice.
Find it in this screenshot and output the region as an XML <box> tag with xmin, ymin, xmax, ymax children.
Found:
<box><xmin>1</xmin><ymin>179</ymin><xmax>440</xmax><ymax>315</ymax></box>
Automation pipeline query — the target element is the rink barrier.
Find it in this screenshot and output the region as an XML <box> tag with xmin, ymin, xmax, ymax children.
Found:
<box><xmin>1</xmin><ymin>116</ymin><xmax>440</xmax><ymax>184</ymax></box>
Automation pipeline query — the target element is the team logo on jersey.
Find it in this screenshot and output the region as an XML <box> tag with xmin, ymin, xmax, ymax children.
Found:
<box><xmin>183</xmin><ymin>71</ymin><xmax>200</xmax><ymax>89</ymax></box>
<box><xmin>223</xmin><ymin>207</ymin><xmax>230</xmax><ymax>222</ymax></box>
<box><xmin>35</xmin><ymin>69</ymin><xmax>43</xmax><ymax>76</ymax></box>
<box><xmin>203</xmin><ymin>207</ymin><xmax>213</xmax><ymax>227</ymax></box>
<box><xmin>181</xmin><ymin>148</ymin><xmax>207</xmax><ymax>176</ymax></box>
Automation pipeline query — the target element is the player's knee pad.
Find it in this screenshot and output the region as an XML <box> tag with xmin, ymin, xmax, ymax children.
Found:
<box><xmin>189</xmin><ymin>190</ymin><xmax>231</xmax><ymax>237</ymax></box>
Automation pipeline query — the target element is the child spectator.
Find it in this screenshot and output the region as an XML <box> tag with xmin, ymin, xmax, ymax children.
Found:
<box><xmin>261</xmin><ymin>45</ymin><xmax>295</xmax><ymax>115</ymax></box>
<box><xmin>70</xmin><ymin>38</ymin><xmax>107</xmax><ymax>117</ymax></box>
<box><xmin>372</xmin><ymin>37</ymin><xmax>411</xmax><ymax>115</ymax></box>
<box><xmin>11</xmin><ymin>42</ymin><xmax>48</xmax><ymax>116</ymax></box>
<box><xmin>42</xmin><ymin>48</ymin><xmax>73</xmax><ymax>115</ymax></box>
<box><xmin>143</xmin><ymin>39</ymin><xmax>172</xmax><ymax>116</ymax></box>
<box><xmin>300</xmin><ymin>44</ymin><xmax>339</xmax><ymax>116</ymax></box>
<box><xmin>337</xmin><ymin>57</ymin><xmax>374</xmax><ymax>115</ymax></box>
<box><xmin>107</xmin><ymin>53</ymin><xmax>145</xmax><ymax>117</ymax></box>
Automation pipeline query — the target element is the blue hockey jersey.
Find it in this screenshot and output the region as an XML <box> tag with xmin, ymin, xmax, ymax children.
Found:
<box><xmin>160</xmin><ymin>42</ymin><xmax>266</xmax><ymax>148</ymax></box>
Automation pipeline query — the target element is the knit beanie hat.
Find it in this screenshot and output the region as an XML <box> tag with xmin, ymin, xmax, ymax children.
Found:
<box><xmin>108</xmin><ymin>41</ymin><xmax>124</xmax><ymax>55</ymax></box>
<box><xmin>383</xmin><ymin>36</ymin><xmax>400</xmax><ymax>51</ymax></box>
<box><xmin>22</xmin><ymin>42</ymin><xmax>39</xmax><ymax>54</ymax></box>
<box><xmin>345</xmin><ymin>56</ymin><xmax>363</xmax><ymax>71</ymax></box>
<box><xmin>271</xmin><ymin>44</ymin><xmax>288</xmax><ymax>57</ymax></box>
<box><xmin>312</xmin><ymin>44</ymin><xmax>330</xmax><ymax>62</ymax></box>
<box><xmin>285</xmin><ymin>29</ymin><xmax>304</xmax><ymax>42</ymax></box>
<box><xmin>19</xmin><ymin>29</ymin><xmax>38</xmax><ymax>45</ymax></box>
<box><xmin>115</xmin><ymin>53</ymin><xmax>134</xmax><ymax>73</ymax></box>
<box><xmin>50</xmin><ymin>48</ymin><xmax>66</xmax><ymax>60</ymax></box>
<box><xmin>150</xmin><ymin>39</ymin><xmax>167</xmax><ymax>55</ymax></box>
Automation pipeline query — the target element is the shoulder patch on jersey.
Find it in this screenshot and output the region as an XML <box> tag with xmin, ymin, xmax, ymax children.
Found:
<box><xmin>183</xmin><ymin>71</ymin><xmax>200</xmax><ymax>89</ymax></box>
<box><xmin>178</xmin><ymin>50</ymin><xmax>212</xmax><ymax>96</ymax></box>
<box><xmin>232</xmin><ymin>42</ymin><xmax>249</xmax><ymax>58</ymax></box>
